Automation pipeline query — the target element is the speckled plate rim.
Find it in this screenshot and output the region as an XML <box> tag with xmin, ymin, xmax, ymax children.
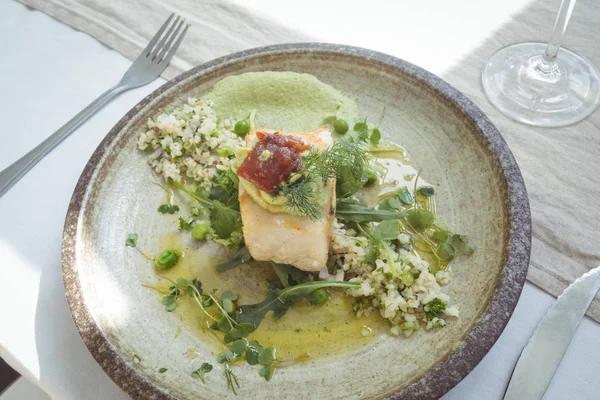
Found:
<box><xmin>62</xmin><ymin>43</ymin><xmax>532</xmax><ymax>400</ymax></box>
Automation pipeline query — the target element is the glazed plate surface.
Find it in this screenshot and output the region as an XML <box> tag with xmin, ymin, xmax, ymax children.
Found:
<box><xmin>62</xmin><ymin>43</ymin><xmax>531</xmax><ymax>399</ymax></box>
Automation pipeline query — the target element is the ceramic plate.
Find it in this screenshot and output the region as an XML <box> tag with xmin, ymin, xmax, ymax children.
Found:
<box><xmin>62</xmin><ymin>43</ymin><xmax>531</xmax><ymax>399</ymax></box>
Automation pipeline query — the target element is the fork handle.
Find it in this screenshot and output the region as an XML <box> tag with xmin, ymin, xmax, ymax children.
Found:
<box><xmin>0</xmin><ymin>84</ymin><xmax>129</xmax><ymax>199</ymax></box>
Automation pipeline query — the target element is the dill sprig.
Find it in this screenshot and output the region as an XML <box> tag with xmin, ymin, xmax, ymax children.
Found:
<box><xmin>281</xmin><ymin>140</ymin><xmax>368</xmax><ymax>220</ymax></box>
<box><xmin>281</xmin><ymin>176</ymin><xmax>323</xmax><ymax>222</ymax></box>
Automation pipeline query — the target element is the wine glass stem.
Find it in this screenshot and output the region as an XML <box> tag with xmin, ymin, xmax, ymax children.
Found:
<box><xmin>543</xmin><ymin>0</ymin><xmax>577</xmax><ymax>64</ymax></box>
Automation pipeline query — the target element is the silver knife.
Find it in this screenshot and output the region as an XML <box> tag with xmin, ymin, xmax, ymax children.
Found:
<box><xmin>504</xmin><ymin>265</ymin><xmax>600</xmax><ymax>400</ymax></box>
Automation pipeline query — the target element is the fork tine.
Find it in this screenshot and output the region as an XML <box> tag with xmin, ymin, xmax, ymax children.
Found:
<box><xmin>150</xmin><ymin>15</ymin><xmax>180</xmax><ymax>60</ymax></box>
<box><xmin>158</xmin><ymin>24</ymin><xmax>189</xmax><ymax>66</ymax></box>
<box><xmin>155</xmin><ymin>19</ymin><xmax>185</xmax><ymax>63</ymax></box>
<box><xmin>140</xmin><ymin>13</ymin><xmax>174</xmax><ymax>58</ymax></box>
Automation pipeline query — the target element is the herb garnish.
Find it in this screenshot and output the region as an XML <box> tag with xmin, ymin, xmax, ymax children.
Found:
<box><xmin>125</xmin><ymin>233</ymin><xmax>154</xmax><ymax>260</ymax></box>
<box><xmin>191</xmin><ymin>363</ymin><xmax>213</xmax><ymax>383</ymax></box>
<box><xmin>169</xmin><ymin>179</ymin><xmax>242</xmax><ymax>246</ymax></box>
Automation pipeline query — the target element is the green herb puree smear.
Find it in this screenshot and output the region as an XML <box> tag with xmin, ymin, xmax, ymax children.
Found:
<box><xmin>203</xmin><ymin>71</ymin><xmax>359</xmax><ymax>132</ymax></box>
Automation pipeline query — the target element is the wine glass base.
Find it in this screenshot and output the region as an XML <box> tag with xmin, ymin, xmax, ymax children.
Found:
<box><xmin>482</xmin><ymin>42</ymin><xmax>600</xmax><ymax>127</ymax></box>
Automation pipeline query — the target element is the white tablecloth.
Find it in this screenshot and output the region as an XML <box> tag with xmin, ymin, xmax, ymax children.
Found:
<box><xmin>0</xmin><ymin>1</ymin><xmax>599</xmax><ymax>399</ymax></box>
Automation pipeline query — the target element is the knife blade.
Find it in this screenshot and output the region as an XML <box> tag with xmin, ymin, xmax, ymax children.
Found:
<box><xmin>504</xmin><ymin>265</ymin><xmax>600</xmax><ymax>400</ymax></box>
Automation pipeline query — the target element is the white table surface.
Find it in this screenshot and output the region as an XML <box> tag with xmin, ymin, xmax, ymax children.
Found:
<box><xmin>1</xmin><ymin>1</ymin><xmax>599</xmax><ymax>399</ymax></box>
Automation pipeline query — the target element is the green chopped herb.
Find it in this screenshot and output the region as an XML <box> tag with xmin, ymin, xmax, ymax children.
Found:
<box><xmin>425</xmin><ymin>298</ymin><xmax>447</xmax><ymax>321</ymax></box>
<box><xmin>159</xmin><ymin>368</ymin><xmax>168</xmax><ymax>373</ymax></box>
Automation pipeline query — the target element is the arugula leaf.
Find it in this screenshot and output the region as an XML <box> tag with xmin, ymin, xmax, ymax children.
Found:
<box><xmin>223</xmin><ymin>323</ymin><xmax>255</xmax><ymax>343</ymax></box>
<box><xmin>271</xmin><ymin>263</ymin><xmax>309</xmax><ymax>288</ymax></box>
<box><xmin>405</xmin><ymin>209</ymin><xmax>435</xmax><ymax>231</ymax></box>
<box><xmin>236</xmin><ymin>281</ymin><xmax>360</xmax><ymax>332</ymax></box>
<box><xmin>236</xmin><ymin>288</ymin><xmax>289</xmax><ymax>330</ymax></box>
<box><xmin>216</xmin><ymin>246</ymin><xmax>252</xmax><ymax>271</ymax></box>
<box><xmin>336</xmin><ymin>201</ymin><xmax>406</xmax><ymax>223</ymax></box>
<box><xmin>277</xmin><ymin>281</ymin><xmax>360</xmax><ymax>302</ymax></box>
<box><xmin>157</xmin><ymin>203</ymin><xmax>180</xmax><ymax>214</ymax></box>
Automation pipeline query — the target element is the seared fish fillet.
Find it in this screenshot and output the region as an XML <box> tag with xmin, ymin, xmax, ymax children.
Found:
<box><xmin>239</xmin><ymin>128</ymin><xmax>335</xmax><ymax>272</ymax></box>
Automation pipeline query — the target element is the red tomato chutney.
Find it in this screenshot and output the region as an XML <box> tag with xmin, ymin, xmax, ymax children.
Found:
<box><xmin>236</xmin><ymin>131</ymin><xmax>310</xmax><ymax>193</ymax></box>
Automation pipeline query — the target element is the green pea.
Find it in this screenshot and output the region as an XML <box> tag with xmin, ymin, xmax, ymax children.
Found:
<box><xmin>234</xmin><ymin>120</ymin><xmax>250</xmax><ymax>136</ymax></box>
<box><xmin>307</xmin><ymin>288</ymin><xmax>328</xmax><ymax>305</ymax></box>
<box><xmin>217</xmin><ymin>146</ymin><xmax>234</xmax><ymax>157</ymax></box>
<box><xmin>191</xmin><ymin>222</ymin><xmax>209</xmax><ymax>240</ymax></box>
<box><xmin>363</xmin><ymin>169</ymin><xmax>378</xmax><ymax>185</ymax></box>
<box><xmin>400</xmin><ymin>321</ymin><xmax>417</xmax><ymax>331</ymax></box>
<box><xmin>333</xmin><ymin>119</ymin><xmax>349</xmax><ymax>134</ymax></box>
<box><xmin>155</xmin><ymin>249</ymin><xmax>181</xmax><ymax>270</ymax></box>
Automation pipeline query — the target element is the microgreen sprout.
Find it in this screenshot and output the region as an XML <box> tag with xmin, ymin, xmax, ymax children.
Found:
<box><xmin>125</xmin><ymin>233</ymin><xmax>154</xmax><ymax>260</ymax></box>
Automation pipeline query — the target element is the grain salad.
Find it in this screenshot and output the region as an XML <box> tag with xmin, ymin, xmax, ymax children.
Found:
<box><xmin>137</xmin><ymin>98</ymin><xmax>243</xmax><ymax>191</ymax></box>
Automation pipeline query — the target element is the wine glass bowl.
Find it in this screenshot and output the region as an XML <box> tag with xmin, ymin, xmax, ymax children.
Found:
<box><xmin>482</xmin><ymin>42</ymin><xmax>600</xmax><ymax>127</ymax></box>
<box><xmin>482</xmin><ymin>0</ymin><xmax>600</xmax><ymax>127</ymax></box>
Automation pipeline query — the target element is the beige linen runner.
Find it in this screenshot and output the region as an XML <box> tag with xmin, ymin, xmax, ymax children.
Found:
<box><xmin>17</xmin><ymin>0</ymin><xmax>600</xmax><ymax>321</ymax></box>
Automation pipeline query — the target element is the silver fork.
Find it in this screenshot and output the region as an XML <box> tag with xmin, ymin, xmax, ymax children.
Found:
<box><xmin>0</xmin><ymin>13</ymin><xmax>188</xmax><ymax>199</ymax></box>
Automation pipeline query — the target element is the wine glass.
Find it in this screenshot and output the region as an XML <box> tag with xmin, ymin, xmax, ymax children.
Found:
<box><xmin>481</xmin><ymin>0</ymin><xmax>600</xmax><ymax>127</ymax></box>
